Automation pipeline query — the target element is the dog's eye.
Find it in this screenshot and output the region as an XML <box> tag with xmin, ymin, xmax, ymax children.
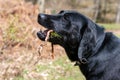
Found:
<box><xmin>63</xmin><ymin>14</ymin><xmax>69</xmax><ymax>21</ymax></box>
<box><xmin>59</xmin><ymin>10</ymin><xmax>65</xmax><ymax>14</ymax></box>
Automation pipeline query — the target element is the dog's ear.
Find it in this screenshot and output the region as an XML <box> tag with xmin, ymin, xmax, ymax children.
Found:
<box><xmin>78</xmin><ymin>20</ymin><xmax>105</xmax><ymax>63</ymax></box>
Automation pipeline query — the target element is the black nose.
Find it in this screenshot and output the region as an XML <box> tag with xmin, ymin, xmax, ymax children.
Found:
<box><xmin>38</xmin><ymin>14</ymin><xmax>46</xmax><ymax>20</ymax></box>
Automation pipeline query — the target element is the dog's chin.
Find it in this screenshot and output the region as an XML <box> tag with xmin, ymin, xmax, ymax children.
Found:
<box><xmin>37</xmin><ymin>29</ymin><xmax>50</xmax><ymax>40</ymax></box>
<box><xmin>37</xmin><ymin>31</ymin><xmax>46</xmax><ymax>41</ymax></box>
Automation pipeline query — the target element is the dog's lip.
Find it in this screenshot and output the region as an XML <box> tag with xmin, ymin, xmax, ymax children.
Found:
<box><xmin>39</xmin><ymin>29</ymin><xmax>54</xmax><ymax>40</ymax></box>
<box><xmin>39</xmin><ymin>29</ymin><xmax>52</xmax><ymax>36</ymax></box>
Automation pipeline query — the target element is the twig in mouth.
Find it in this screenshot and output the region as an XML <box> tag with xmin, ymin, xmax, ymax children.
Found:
<box><xmin>45</xmin><ymin>30</ymin><xmax>53</xmax><ymax>41</ymax></box>
<box><xmin>37</xmin><ymin>30</ymin><xmax>54</xmax><ymax>59</ymax></box>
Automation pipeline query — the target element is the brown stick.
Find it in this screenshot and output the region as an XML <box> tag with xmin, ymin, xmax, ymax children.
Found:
<box><xmin>51</xmin><ymin>43</ymin><xmax>54</xmax><ymax>59</ymax></box>
<box><xmin>38</xmin><ymin>30</ymin><xmax>54</xmax><ymax>59</ymax></box>
<box><xmin>45</xmin><ymin>30</ymin><xmax>53</xmax><ymax>41</ymax></box>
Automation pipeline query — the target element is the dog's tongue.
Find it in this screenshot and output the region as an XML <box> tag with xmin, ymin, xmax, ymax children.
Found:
<box><xmin>45</xmin><ymin>30</ymin><xmax>53</xmax><ymax>41</ymax></box>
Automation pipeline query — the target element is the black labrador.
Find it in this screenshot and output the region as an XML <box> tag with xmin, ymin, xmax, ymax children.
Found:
<box><xmin>37</xmin><ymin>10</ymin><xmax>120</xmax><ymax>80</ymax></box>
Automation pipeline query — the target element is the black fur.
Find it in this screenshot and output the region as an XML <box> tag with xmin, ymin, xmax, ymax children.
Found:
<box><xmin>37</xmin><ymin>10</ymin><xmax>120</xmax><ymax>80</ymax></box>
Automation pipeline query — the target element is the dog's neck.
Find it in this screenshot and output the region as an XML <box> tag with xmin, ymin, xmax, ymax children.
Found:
<box><xmin>60</xmin><ymin>39</ymin><xmax>79</xmax><ymax>62</ymax></box>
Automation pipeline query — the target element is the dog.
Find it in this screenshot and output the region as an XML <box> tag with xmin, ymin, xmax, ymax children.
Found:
<box><xmin>37</xmin><ymin>10</ymin><xmax>120</xmax><ymax>80</ymax></box>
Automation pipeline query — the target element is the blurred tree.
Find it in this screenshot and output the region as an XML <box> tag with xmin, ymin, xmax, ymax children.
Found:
<box><xmin>94</xmin><ymin>0</ymin><xmax>102</xmax><ymax>22</ymax></box>
<box><xmin>37</xmin><ymin>0</ymin><xmax>45</xmax><ymax>13</ymax></box>
<box><xmin>102</xmin><ymin>0</ymin><xmax>107</xmax><ymax>21</ymax></box>
<box><xmin>116</xmin><ymin>0</ymin><xmax>120</xmax><ymax>23</ymax></box>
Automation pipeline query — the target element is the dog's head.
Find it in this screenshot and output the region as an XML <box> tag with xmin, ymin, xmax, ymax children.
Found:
<box><xmin>37</xmin><ymin>10</ymin><xmax>87</xmax><ymax>46</ymax></box>
<box><xmin>37</xmin><ymin>10</ymin><xmax>105</xmax><ymax>61</ymax></box>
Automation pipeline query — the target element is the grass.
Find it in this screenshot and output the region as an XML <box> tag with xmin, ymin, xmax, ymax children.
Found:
<box><xmin>100</xmin><ymin>24</ymin><xmax>120</xmax><ymax>37</ymax></box>
<box><xmin>116</xmin><ymin>34</ymin><xmax>120</xmax><ymax>37</ymax></box>
<box><xmin>35</xmin><ymin>56</ymin><xmax>85</xmax><ymax>80</ymax></box>
<box><xmin>100</xmin><ymin>24</ymin><xmax>120</xmax><ymax>30</ymax></box>
<box><xmin>12</xmin><ymin>56</ymin><xmax>85</xmax><ymax>80</ymax></box>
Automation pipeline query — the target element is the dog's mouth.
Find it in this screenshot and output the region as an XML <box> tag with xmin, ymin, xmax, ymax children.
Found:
<box><xmin>37</xmin><ymin>28</ymin><xmax>62</xmax><ymax>42</ymax></box>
